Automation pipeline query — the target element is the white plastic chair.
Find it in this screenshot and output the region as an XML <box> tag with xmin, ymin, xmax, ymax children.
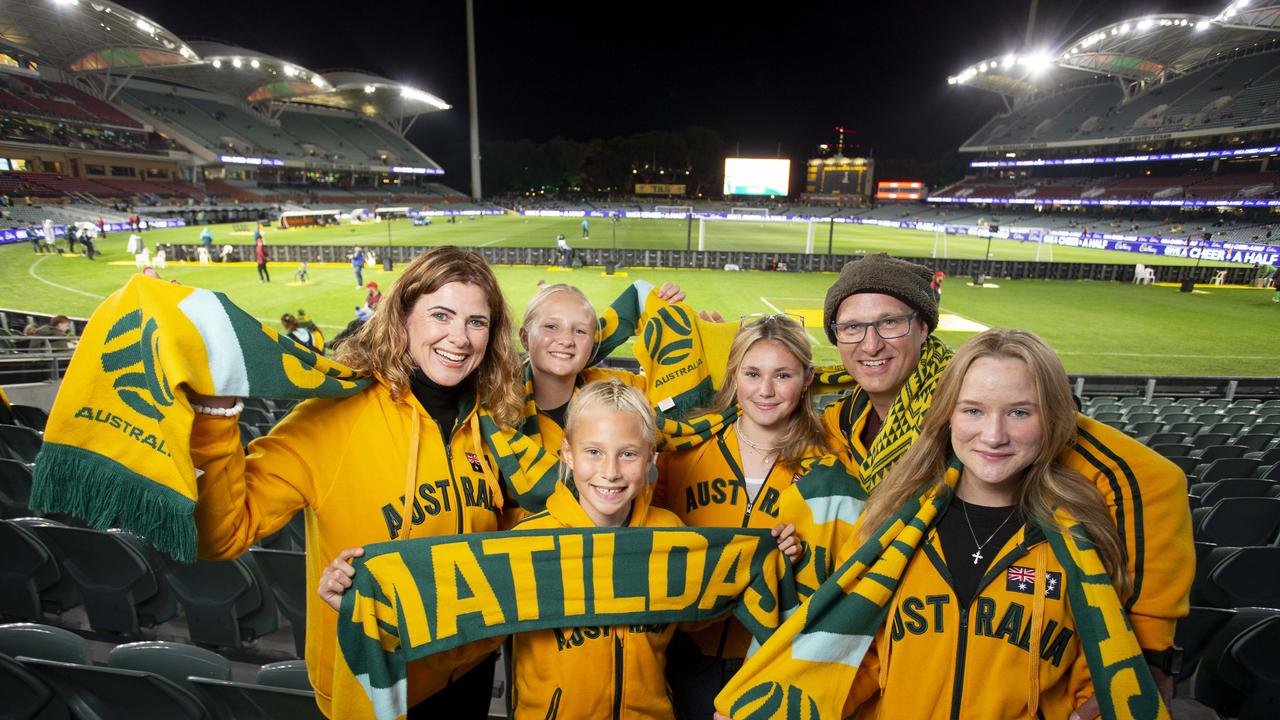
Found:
<box><xmin>1133</xmin><ymin>264</ymin><xmax>1155</xmax><ymax>285</ymax></box>
<box><xmin>1212</xmin><ymin>270</ymin><xmax>1227</xmax><ymax>286</ymax></box>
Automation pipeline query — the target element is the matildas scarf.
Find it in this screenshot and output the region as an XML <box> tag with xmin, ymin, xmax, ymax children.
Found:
<box><xmin>30</xmin><ymin>275</ymin><xmax>368</xmax><ymax>561</ymax></box>
<box><xmin>716</xmin><ymin>460</ymin><xmax>1169</xmax><ymax>720</ymax></box>
<box><xmin>334</xmin><ymin>523</ymin><xmax>797</xmax><ymax>720</ymax></box>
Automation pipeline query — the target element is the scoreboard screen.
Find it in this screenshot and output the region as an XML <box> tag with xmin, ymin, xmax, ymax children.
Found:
<box><xmin>875</xmin><ymin>180</ymin><xmax>924</xmax><ymax>200</ymax></box>
<box><xmin>723</xmin><ymin>158</ymin><xmax>791</xmax><ymax>196</ymax></box>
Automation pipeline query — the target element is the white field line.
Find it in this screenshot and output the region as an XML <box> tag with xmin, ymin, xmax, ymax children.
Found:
<box><xmin>759</xmin><ymin>296</ymin><xmax>821</xmax><ymax>346</ymax></box>
<box><xmin>25</xmin><ymin>255</ymin><xmax>346</xmax><ymax>329</ymax></box>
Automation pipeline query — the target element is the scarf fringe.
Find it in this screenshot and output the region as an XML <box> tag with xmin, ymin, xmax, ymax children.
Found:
<box><xmin>31</xmin><ymin>442</ymin><xmax>197</xmax><ymax>562</ymax></box>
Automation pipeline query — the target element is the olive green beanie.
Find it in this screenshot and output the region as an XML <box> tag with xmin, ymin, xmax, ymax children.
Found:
<box><xmin>823</xmin><ymin>253</ymin><xmax>939</xmax><ymax>343</ymax></box>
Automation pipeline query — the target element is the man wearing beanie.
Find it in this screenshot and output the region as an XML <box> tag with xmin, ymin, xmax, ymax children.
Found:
<box><xmin>795</xmin><ymin>253</ymin><xmax>1190</xmax><ymax>708</ymax></box>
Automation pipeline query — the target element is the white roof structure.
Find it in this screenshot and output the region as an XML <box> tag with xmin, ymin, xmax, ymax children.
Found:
<box><xmin>134</xmin><ymin>40</ymin><xmax>330</xmax><ymax>103</ymax></box>
<box><xmin>948</xmin><ymin>6</ymin><xmax>1280</xmax><ymax>101</ymax></box>
<box><xmin>0</xmin><ymin>0</ymin><xmax>197</xmax><ymax>73</ymax></box>
<box><xmin>287</xmin><ymin>70</ymin><xmax>450</xmax><ymax>119</ymax></box>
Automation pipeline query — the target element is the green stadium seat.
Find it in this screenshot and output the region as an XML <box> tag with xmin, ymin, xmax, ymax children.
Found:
<box><xmin>1216</xmin><ymin>615</ymin><xmax>1280</xmax><ymax>719</ymax></box>
<box><xmin>1093</xmin><ymin>411</ymin><xmax>1125</xmax><ymax>424</ymax></box>
<box><xmin>1193</xmin><ymin>497</ymin><xmax>1280</xmax><ymax>545</ymax></box>
<box><xmin>0</xmin><ymin>425</ymin><xmax>41</xmax><ymax>464</ymax></box>
<box><xmin>1157</xmin><ymin>410</ymin><xmax>1193</xmax><ymax>424</ymax></box>
<box><xmin>160</xmin><ymin>554</ymin><xmax>279</xmax><ymax>649</ymax></box>
<box><xmin>1203</xmin><ymin>399</ymin><xmax>1233</xmax><ymax>409</ymax></box>
<box><xmin>1118</xmin><ymin>397</ymin><xmax>1149</xmax><ymax>408</ymax></box>
<box><xmin>256</xmin><ymin>659</ymin><xmax>310</xmax><ymax>690</ymax></box>
<box><xmin>1124</xmin><ymin>411</ymin><xmax>1159</xmax><ymax>424</ymax></box>
<box><xmin>238</xmin><ymin>422</ymin><xmax>260</xmax><ymax>448</ymax></box>
<box><xmin>1126</xmin><ymin>421</ymin><xmax>1165</xmax><ymax>439</ymax></box>
<box><xmin>1144</xmin><ymin>432</ymin><xmax>1188</xmax><ymax>447</ymax></box>
<box><xmin>1261</xmin><ymin>463</ymin><xmax>1280</xmax><ymax>481</ymax></box>
<box><xmin>1247</xmin><ymin>448</ymin><xmax>1280</xmax><ymax>465</ymax></box>
<box><xmin>8</xmin><ymin>406</ymin><xmax>48</xmax><ymax>434</ymax></box>
<box><xmin>1175</xmin><ymin>606</ymin><xmax>1236</xmax><ymax>685</ymax></box>
<box><xmin>1198</xmin><ymin>479</ymin><xmax>1279</xmax><ymax>507</ymax></box>
<box><xmin>108</xmin><ymin>641</ymin><xmax>231</xmax><ymax>695</ymax></box>
<box><xmin>189</xmin><ymin>675</ymin><xmax>323</xmax><ymax>720</ymax></box>
<box><xmin>249</xmin><ymin>547</ymin><xmax>306</xmax><ymax>658</ymax></box>
<box><xmin>24</xmin><ymin>524</ymin><xmax>178</xmax><ymax>634</ymax></box>
<box><xmin>1193</xmin><ymin>546</ymin><xmax>1280</xmax><ymax>610</ymax></box>
<box><xmin>0</xmin><ymin>623</ymin><xmax>88</xmax><ymax>664</ymax></box>
<box><xmin>19</xmin><ymin>656</ymin><xmax>211</xmax><ymax>720</ymax></box>
<box><xmin>1190</xmin><ymin>405</ymin><xmax>1225</xmax><ymax>419</ymax></box>
<box><xmin>0</xmin><ymin>458</ymin><xmax>33</xmax><ymax>518</ymax></box>
<box><xmin>0</xmin><ymin>652</ymin><xmax>59</xmax><ymax>720</ymax></box>
<box><xmin>1203</xmin><ymin>422</ymin><xmax>1247</xmax><ymax>437</ymax></box>
<box><xmin>1235</xmin><ymin>433</ymin><xmax>1276</xmax><ymax>453</ymax></box>
<box><xmin>1165</xmin><ymin>422</ymin><xmax>1204</xmax><ymax>435</ymax></box>
<box><xmin>1164</xmin><ymin>455</ymin><xmax>1201</xmax><ymax>477</ymax></box>
<box><xmin>1146</xmin><ymin>397</ymin><xmax>1175</xmax><ymax>409</ymax></box>
<box><xmin>1192</xmin><ymin>607</ymin><xmax>1280</xmax><ymax>716</ymax></box>
<box><xmin>1198</xmin><ymin>458</ymin><xmax>1263</xmax><ymax>484</ymax></box>
<box><xmin>0</xmin><ymin>521</ymin><xmax>80</xmax><ymax>620</ymax></box>
<box><xmin>239</xmin><ymin>406</ymin><xmax>273</xmax><ymax>428</ymax></box>
<box><xmin>1245</xmin><ymin>422</ymin><xmax>1280</xmax><ymax>437</ymax></box>
<box><xmin>1192</xmin><ymin>433</ymin><xmax>1233</xmax><ymax>451</ymax></box>
<box><xmin>1257</xmin><ymin>413</ymin><xmax>1280</xmax><ymax>425</ymax></box>
<box><xmin>1194</xmin><ymin>445</ymin><xmax>1250</xmax><ymax>463</ymax></box>
<box><xmin>1230</xmin><ymin>399</ymin><xmax>1261</xmax><ymax>409</ymax></box>
<box><xmin>1173</xmin><ymin>398</ymin><xmax>1204</xmax><ymax>409</ymax></box>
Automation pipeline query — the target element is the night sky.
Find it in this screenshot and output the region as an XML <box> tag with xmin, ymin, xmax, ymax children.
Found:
<box><xmin>123</xmin><ymin>0</ymin><xmax>1214</xmax><ymax>187</ymax></box>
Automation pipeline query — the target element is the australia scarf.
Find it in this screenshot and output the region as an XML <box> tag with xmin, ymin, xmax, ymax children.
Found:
<box><xmin>29</xmin><ymin>275</ymin><xmax>721</xmax><ymax>560</ymax></box>
<box><xmin>336</xmin><ymin>524</ymin><xmax>797</xmax><ymax>720</ymax></box>
<box><xmin>715</xmin><ymin>460</ymin><xmax>1169</xmax><ymax>720</ymax></box>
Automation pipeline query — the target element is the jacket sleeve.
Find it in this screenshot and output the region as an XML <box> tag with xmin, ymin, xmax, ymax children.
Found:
<box><xmin>189</xmin><ymin>397</ymin><xmax>348</xmax><ymax>559</ymax></box>
<box><xmin>843</xmin><ymin>633</ymin><xmax>882</xmax><ymax>717</ymax></box>
<box><xmin>1063</xmin><ymin>417</ymin><xmax>1193</xmax><ymax>651</ymax></box>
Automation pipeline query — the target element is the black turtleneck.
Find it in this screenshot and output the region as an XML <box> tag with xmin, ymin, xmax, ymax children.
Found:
<box><xmin>409</xmin><ymin>370</ymin><xmax>470</xmax><ymax>439</ymax></box>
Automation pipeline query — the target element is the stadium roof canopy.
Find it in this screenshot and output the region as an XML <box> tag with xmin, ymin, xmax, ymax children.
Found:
<box><xmin>0</xmin><ymin>0</ymin><xmax>197</xmax><ymax>73</ymax></box>
<box><xmin>134</xmin><ymin>40</ymin><xmax>330</xmax><ymax>103</ymax></box>
<box><xmin>1215</xmin><ymin>1</ymin><xmax>1280</xmax><ymax>31</ymax></box>
<box><xmin>285</xmin><ymin>70</ymin><xmax>451</xmax><ymax>120</ymax></box>
<box><xmin>949</xmin><ymin>9</ymin><xmax>1280</xmax><ymax>100</ymax></box>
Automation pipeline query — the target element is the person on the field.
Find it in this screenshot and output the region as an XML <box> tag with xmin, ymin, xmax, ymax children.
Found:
<box><xmin>656</xmin><ymin>314</ymin><xmax>835</xmax><ymax>720</ymax></box>
<box><xmin>1271</xmin><ymin>265</ymin><xmax>1280</xmax><ymax>303</ymax></box>
<box><xmin>801</xmin><ymin>253</ymin><xmax>1190</xmax><ymax>707</ymax></box>
<box><xmin>255</xmin><ymin>230</ymin><xmax>270</xmax><ymax>283</ymax></box>
<box><xmin>364</xmin><ymin>281</ymin><xmax>383</xmax><ymax>313</ymax></box>
<box><xmin>319</xmin><ymin>379</ymin><xmax>800</xmax><ymax>719</ymax></box>
<box><xmin>555</xmin><ymin>233</ymin><xmax>572</xmax><ymax>268</ymax></box>
<box><xmin>580</xmin><ymin>217</ymin><xmax>590</xmax><ymax>241</ymax></box>
<box><xmin>200</xmin><ymin>226</ymin><xmax>214</xmax><ymax>253</ymax></box>
<box><xmin>351</xmin><ymin>246</ymin><xmax>367</xmax><ymax>288</ymax></box>
<box><xmin>187</xmin><ymin>247</ymin><xmax>526</xmax><ymax>718</ymax></box>
<box><xmin>842</xmin><ymin>328</ymin><xmax>1141</xmax><ymax>719</ymax></box>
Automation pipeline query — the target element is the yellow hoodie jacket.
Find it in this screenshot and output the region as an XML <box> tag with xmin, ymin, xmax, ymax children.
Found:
<box><xmin>190</xmin><ymin>378</ymin><xmax>505</xmax><ymax>717</ymax></box>
<box><xmin>510</xmin><ymin>484</ymin><xmax>683</xmax><ymax>719</ymax></box>
<box><xmin>652</xmin><ymin>423</ymin><xmax>807</xmax><ymax>659</ymax></box>
<box><xmin>847</xmin><ymin>522</ymin><xmax>1093</xmax><ymax>719</ymax></box>
<box><xmin>821</xmin><ymin>401</ymin><xmax>1191</xmax><ymax>652</ymax></box>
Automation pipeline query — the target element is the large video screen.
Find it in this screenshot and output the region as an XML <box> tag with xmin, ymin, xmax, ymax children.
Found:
<box><xmin>723</xmin><ymin>158</ymin><xmax>790</xmax><ymax>196</ymax></box>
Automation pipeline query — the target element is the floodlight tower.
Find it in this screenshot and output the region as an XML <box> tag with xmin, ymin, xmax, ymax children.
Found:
<box><xmin>466</xmin><ymin>0</ymin><xmax>482</xmax><ymax>201</ymax></box>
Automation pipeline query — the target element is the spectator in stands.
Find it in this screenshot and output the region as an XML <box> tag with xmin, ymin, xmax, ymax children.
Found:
<box><xmin>255</xmin><ymin>229</ymin><xmax>270</xmax><ymax>283</ymax></box>
<box><xmin>185</xmin><ymin>247</ymin><xmax>525</xmax><ymax>718</ymax></box>
<box><xmin>280</xmin><ymin>313</ymin><xmax>316</xmax><ymax>352</ymax></box>
<box><xmin>809</xmin><ymin>254</ymin><xmax>1191</xmax><ymax>710</ymax></box>
<box><xmin>350</xmin><ymin>246</ymin><xmax>367</xmax><ymax>288</ymax></box>
<box><xmin>29</xmin><ymin>315</ymin><xmax>75</xmax><ymax>351</ymax></box>
<box><xmin>364</xmin><ymin>281</ymin><xmax>383</xmax><ymax>313</ymax></box>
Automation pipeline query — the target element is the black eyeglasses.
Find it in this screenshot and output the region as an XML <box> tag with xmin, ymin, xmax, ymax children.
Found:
<box><xmin>829</xmin><ymin>312</ymin><xmax>917</xmax><ymax>344</ymax></box>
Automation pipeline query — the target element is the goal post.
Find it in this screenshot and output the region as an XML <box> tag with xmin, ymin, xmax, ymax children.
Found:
<box><xmin>728</xmin><ymin>207</ymin><xmax>769</xmax><ymax>221</ymax></box>
<box><xmin>655</xmin><ymin>205</ymin><xmax>694</xmax><ymax>217</ymax></box>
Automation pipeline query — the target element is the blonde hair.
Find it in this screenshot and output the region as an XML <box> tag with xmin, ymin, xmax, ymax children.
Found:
<box><xmin>558</xmin><ymin>379</ymin><xmax>657</xmax><ymax>486</ymax></box>
<box><xmin>703</xmin><ymin>315</ymin><xmax>832</xmax><ymax>465</ymax></box>
<box><xmin>521</xmin><ymin>283</ymin><xmax>598</xmax><ymax>336</ymax></box>
<box><xmin>856</xmin><ymin>328</ymin><xmax>1131</xmax><ymax>598</ymax></box>
<box><xmin>332</xmin><ymin>246</ymin><xmax>523</xmax><ymax>427</ymax></box>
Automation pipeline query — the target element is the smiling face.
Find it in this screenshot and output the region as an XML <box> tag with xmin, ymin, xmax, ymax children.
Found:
<box><xmin>405</xmin><ymin>282</ymin><xmax>492</xmax><ymax>387</ymax></box>
<box><xmin>561</xmin><ymin>408</ymin><xmax>653</xmax><ymax>528</ymax></box>
<box><xmin>950</xmin><ymin>356</ymin><xmax>1045</xmax><ymax>506</ymax></box>
<box><xmin>521</xmin><ymin>291</ymin><xmax>597</xmax><ymax>381</ymax></box>
<box><xmin>735</xmin><ymin>338</ymin><xmax>811</xmax><ymax>435</ymax></box>
<box><xmin>834</xmin><ymin>293</ymin><xmax>928</xmax><ymax>414</ymax></box>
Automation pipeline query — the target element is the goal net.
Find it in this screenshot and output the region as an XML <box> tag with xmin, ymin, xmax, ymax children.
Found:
<box><xmin>655</xmin><ymin>205</ymin><xmax>694</xmax><ymax>217</ymax></box>
<box><xmin>727</xmin><ymin>207</ymin><xmax>769</xmax><ymax>220</ymax></box>
<box><xmin>694</xmin><ymin>213</ymin><xmax>818</xmax><ymax>253</ymax></box>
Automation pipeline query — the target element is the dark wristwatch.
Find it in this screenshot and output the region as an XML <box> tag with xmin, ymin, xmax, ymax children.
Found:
<box><xmin>1142</xmin><ymin>646</ymin><xmax>1183</xmax><ymax>675</ymax></box>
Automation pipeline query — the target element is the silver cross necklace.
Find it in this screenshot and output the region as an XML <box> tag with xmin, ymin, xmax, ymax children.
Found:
<box><xmin>960</xmin><ymin>499</ymin><xmax>1018</xmax><ymax>565</ymax></box>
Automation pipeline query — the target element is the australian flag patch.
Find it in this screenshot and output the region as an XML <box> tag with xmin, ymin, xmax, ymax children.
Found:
<box><xmin>465</xmin><ymin>451</ymin><xmax>484</xmax><ymax>473</ymax></box>
<box><xmin>1006</xmin><ymin>566</ymin><xmax>1062</xmax><ymax>599</ymax></box>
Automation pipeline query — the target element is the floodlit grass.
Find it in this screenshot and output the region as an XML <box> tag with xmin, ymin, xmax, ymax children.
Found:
<box><xmin>113</xmin><ymin>215</ymin><xmax>1237</xmax><ymax>266</ymax></box>
<box><xmin>5</xmin><ymin>240</ymin><xmax>1275</xmax><ymax>376</ymax></box>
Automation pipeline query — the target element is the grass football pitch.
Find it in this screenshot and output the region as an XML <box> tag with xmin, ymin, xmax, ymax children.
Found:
<box><xmin>4</xmin><ymin>216</ymin><xmax>1276</xmax><ymax>376</ymax></box>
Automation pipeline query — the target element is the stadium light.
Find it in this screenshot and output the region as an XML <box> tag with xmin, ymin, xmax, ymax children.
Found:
<box><xmin>284</xmin><ymin>66</ymin><xmax>297</xmax><ymax>77</ymax></box>
<box><xmin>399</xmin><ymin>86</ymin><xmax>450</xmax><ymax>109</ymax></box>
<box><xmin>211</xmin><ymin>59</ymin><xmax>222</xmax><ymax>69</ymax></box>
<box><xmin>250</xmin><ymin>59</ymin><xmax>261</xmax><ymax>69</ymax></box>
<box><xmin>364</xmin><ymin>84</ymin><xmax>377</xmax><ymax>93</ymax></box>
<box><xmin>1137</xmin><ymin>18</ymin><xmax>1153</xmax><ymax>31</ymax></box>
<box><xmin>1196</xmin><ymin>19</ymin><xmax>1211</xmax><ymax>30</ymax></box>
<box><xmin>232</xmin><ymin>58</ymin><xmax>243</xmax><ymax>68</ymax></box>
<box><xmin>53</xmin><ymin>0</ymin><xmax>79</xmax><ymax>6</ymax></box>
<box><xmin>1025</xmin><ymin>51</ymin><xmax>1052</xmax><ymax>74</ymax></box>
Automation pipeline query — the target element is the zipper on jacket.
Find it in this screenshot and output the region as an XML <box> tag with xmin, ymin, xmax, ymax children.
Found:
<box><xmin>443</xmin><ymin>444</ymin><xmax>464</xmax><ymax>534</ymax></box>
<box><xmin>949</xmin><ymin>606</ymin><xmax>970</xmax><ymax>720</ymax></box>
<box><xmin>612</xmin><ymin>632</ymin><xmax>624</xmax><ymax>720</ymax></box>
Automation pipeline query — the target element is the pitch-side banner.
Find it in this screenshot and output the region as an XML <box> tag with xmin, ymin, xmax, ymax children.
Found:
<box><xmin>635</xmin><ymin>183</ymin><xmax>687</xmax><ymax>195</ymax></box>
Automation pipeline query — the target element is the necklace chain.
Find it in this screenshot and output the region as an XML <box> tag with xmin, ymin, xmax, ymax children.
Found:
<box><xmin>735</xmin><ymin>422</ymin><xmax>778</xmax><ymax>454</ymax></box>
<box><xmin>960</xmin><ymin>499</ymin><xmax>1017</xmax><ymax>566</ymax></box>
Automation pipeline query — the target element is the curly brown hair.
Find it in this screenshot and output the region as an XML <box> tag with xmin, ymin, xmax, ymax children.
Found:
<box><xmin>332</xmin><ymin>246</ymin><xmax>524</xmax><ymax>427</ymax></box>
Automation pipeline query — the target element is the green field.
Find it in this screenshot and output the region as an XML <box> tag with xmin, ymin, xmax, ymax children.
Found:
<box><xmin>4</xmin><ymin>230</ymin><xmax>1276</xmax><ymax>376</ymax></box>
<box><xmin>81</xmin><ymin>215</ymin><xmax>1244</xmax><ymax>266</ymax></box>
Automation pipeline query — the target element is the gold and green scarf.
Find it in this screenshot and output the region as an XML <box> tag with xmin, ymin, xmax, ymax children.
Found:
<box><xmin>29</xmin><ymin>275</ymin><xmax>727</xmax><ymax>560</ymax></box>
<box><xmin>715</xmin><ymin>460</ymin><xmax>1169</xmax><ymax>720</ymax></box>
<box><xmin>334</xmin><ymin>521</ymin><xmax>797</xmax><ymax>720</ymax></box>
